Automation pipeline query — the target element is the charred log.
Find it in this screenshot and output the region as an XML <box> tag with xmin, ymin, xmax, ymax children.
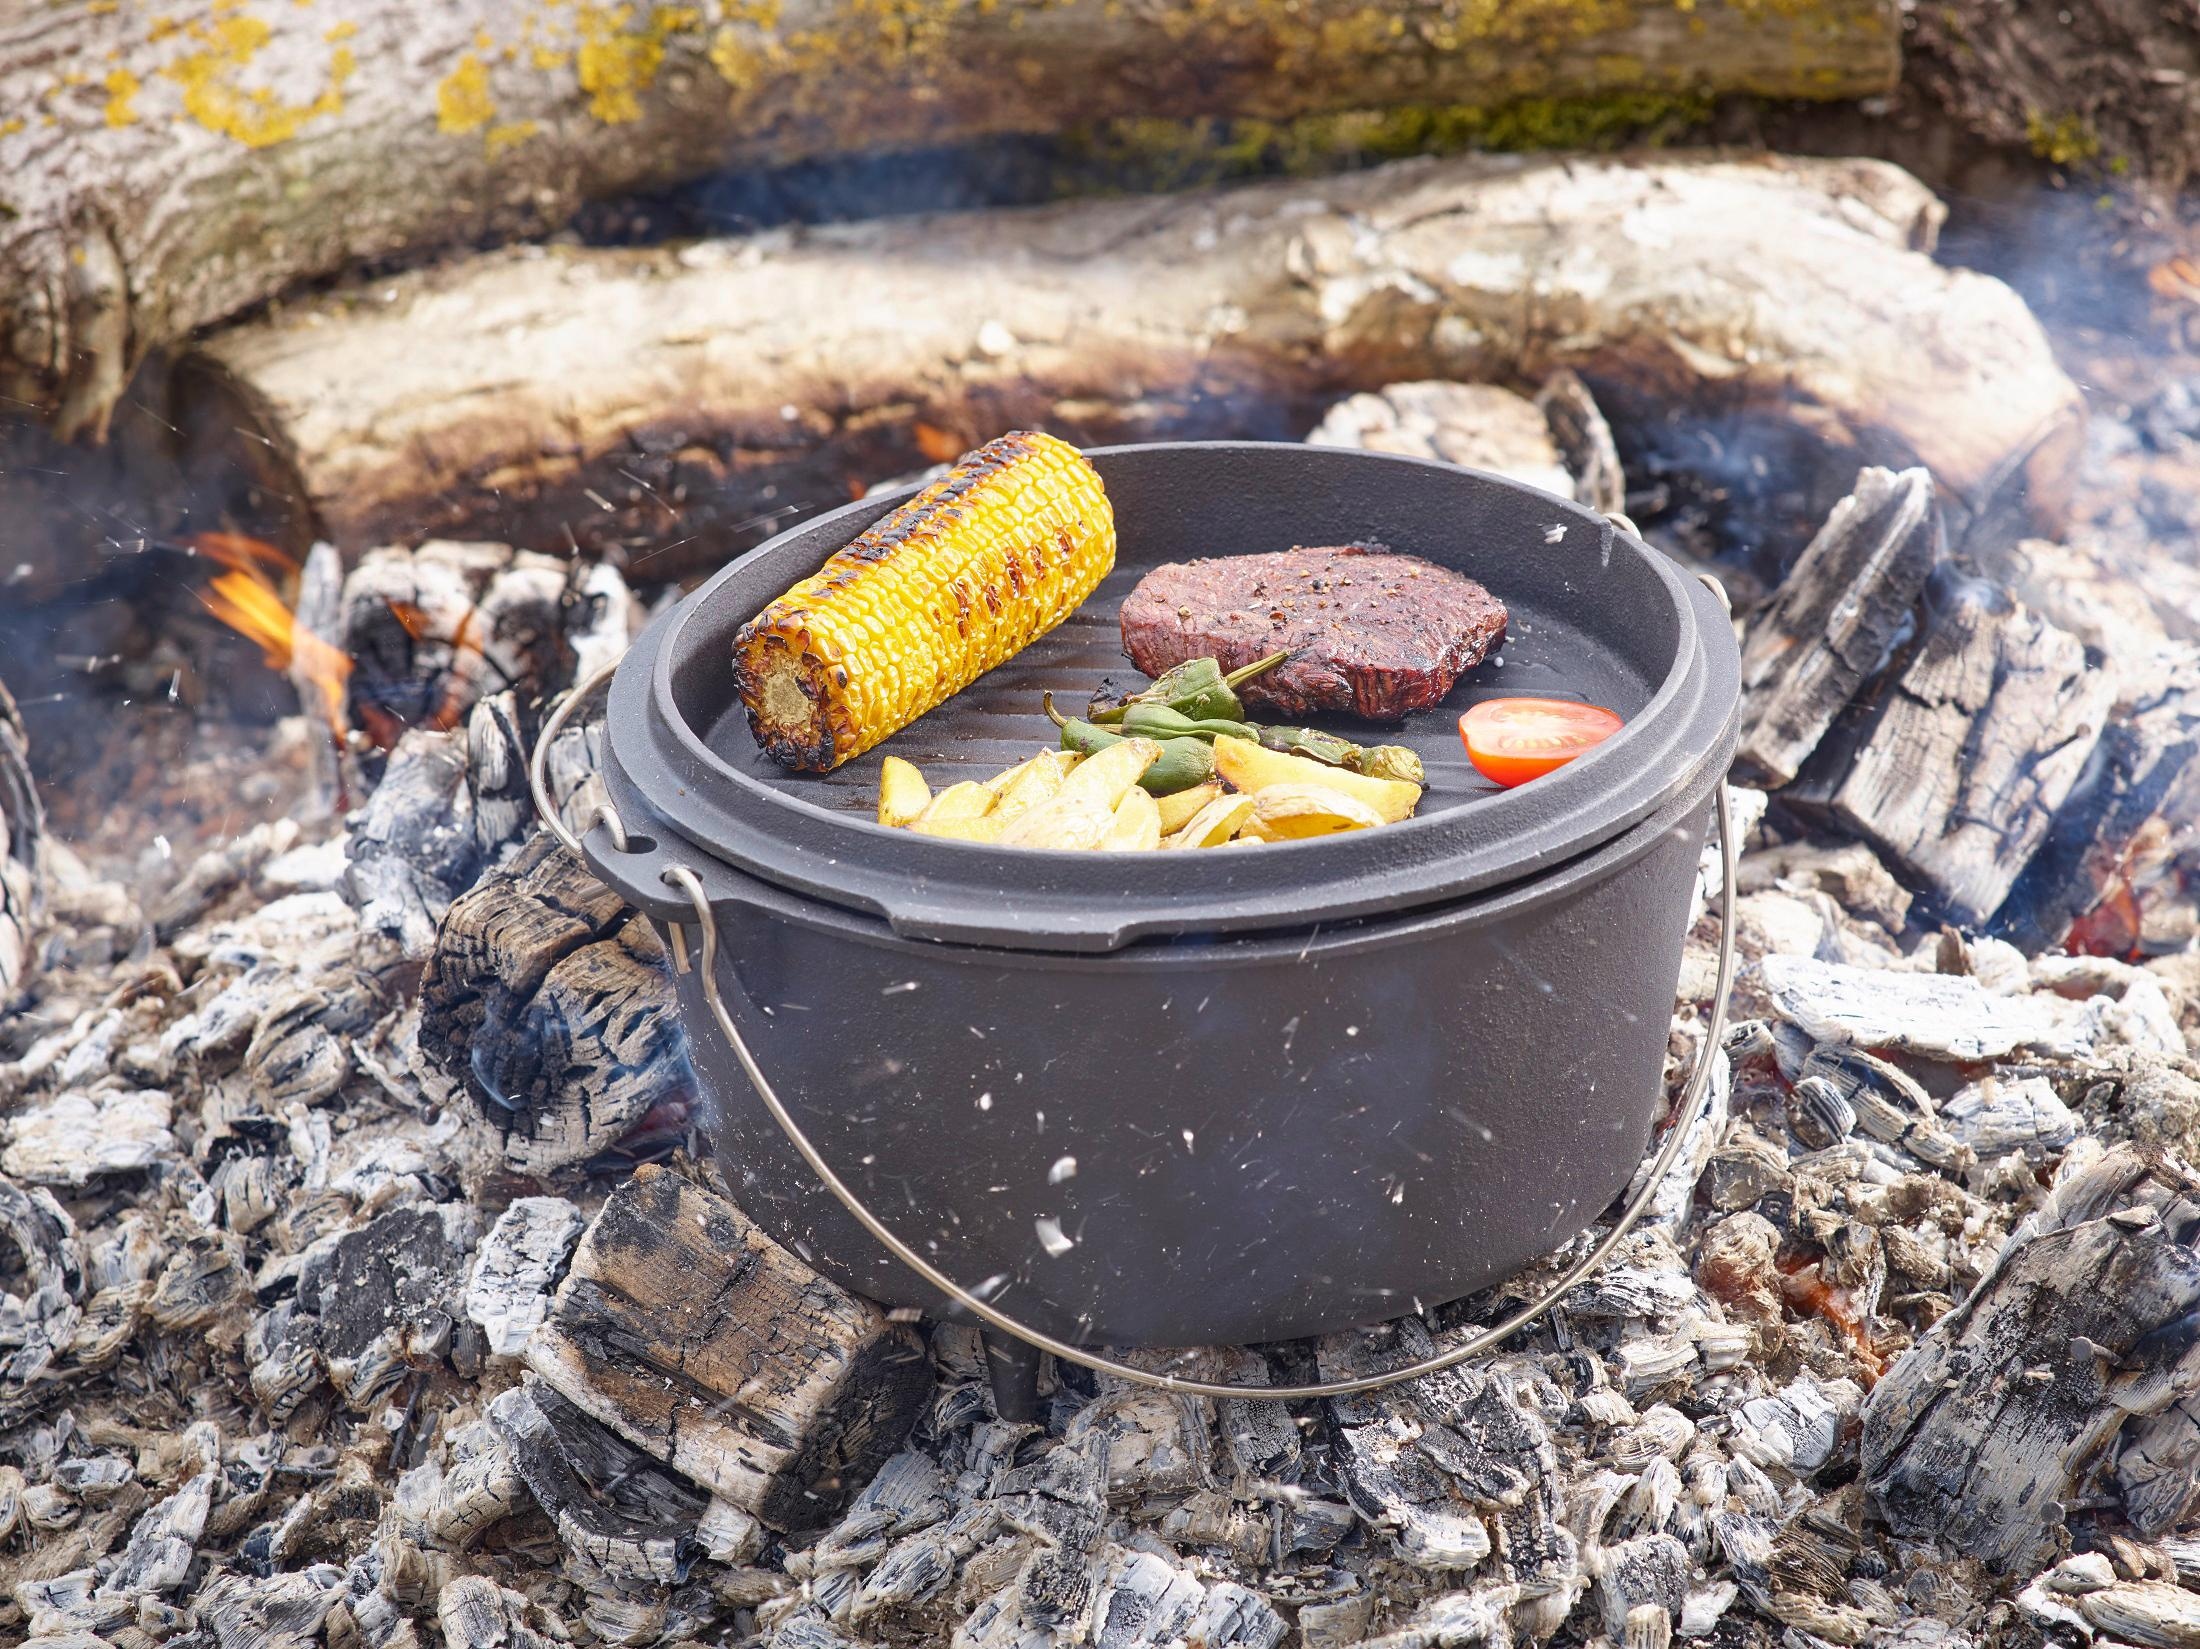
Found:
<box><xmin>523</xmin><ymin>1165</ymin><xmax>934</xmax><ymax>1530</ymax></box>
<box><xmin>1862</xmin><ymin>1148</ymin><xmax>2200</xmax><ymax>1573</ymax></box>
<box><xmin>1732</xmin><ymin>467</ymin><xmax>1941</xmax><ymax>789</ymax></box>
<box><xmin>416</xmin><ymin>833</ymin><xmax>686</xmax><ymax>1176</ymax></box>
<box><xmin>1791</xmin><ymin>565</ymin><xmax>2114</xmax><ymax>927</ymax></box>
<box><xmin>169</xmin><ymin>153</ymin><xmax>2080</xmax><ymax>582</ymax></box>
<box><xmin>1991</xmin><ymin>651</ymin><xmax>2200</xmax><ymax>956</ymax></box>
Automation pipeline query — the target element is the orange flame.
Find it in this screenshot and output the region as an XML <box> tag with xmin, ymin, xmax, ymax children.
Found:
<box><xmin>192</xmin><ymin>535</ymin><xmax>352</xmax><ymax>747</ymax></box>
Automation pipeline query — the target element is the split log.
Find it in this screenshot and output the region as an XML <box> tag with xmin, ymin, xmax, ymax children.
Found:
<box><xmin>172</xmin><ymin>152</ymin><xmax>2080</xmax><ymax>580</ymax></box>
<box><xmin>416</xmin><ymin>832</ymin><xmax>686</xmax><ymax>1176</ymax></box>
<box><xmin>1862</xmin><ymin>1148</ymin><xmax>2200</xmax><ymax>1572</ymax></box>
<box><xmin>1755</xmin><ymin>955</ymin><xmax>2073</xmax><ymax>1064</ymax></box>
<box><xmin>1</xmin><ymin>679</ymin><xmax>43</xmax><ymax>1007</ymax></box>
<box><xmin>2</xmin><ymin>2</ymin><xmax>1902</xmax><ymax>441</ymax></box>
<box><xmin>1731</xmin><ymin>467</ymin><xmax>1941</xmax><ymax>789</ymax></box>
<box><xmin>1307</xmin><ymin>381</ymin><xmax>1577</xmax><ymax>500</ymax></box>
<box><xmin>1792</xmin><ymin>566</ymin><xmax>2115</xmax><ymax>926</ymax></box>
<box><xmin>523</xmin><ymin>1165</ymin><xmax>933</xmax><ymax>1530</ymax></box>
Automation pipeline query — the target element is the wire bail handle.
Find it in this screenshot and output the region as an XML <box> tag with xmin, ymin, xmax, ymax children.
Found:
<box><xmin>528</xmin><ymin>623</ymin><xmax>1738</xmax><ymax>1401</ymax></box>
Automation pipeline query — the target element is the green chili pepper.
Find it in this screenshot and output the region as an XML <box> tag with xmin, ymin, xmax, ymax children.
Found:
<box><xmin>1090</xmin><ymin>649</ymin><xmax>1289</xmax><ymax>725</ymax></box>
<box><xmin>1044</xmin><ymin>695</ymin><xmax>1217</xmax><ymax>795</ymax></box>
<box><xmin>1116</xmin><ymin>704</ymin><xmax>1251</xmax><ymax>743</ymax></box>
<box><xmin>1137</xmin><ymin>738</ymin><xmax>1218</xmax><ymax>796</ymax></box>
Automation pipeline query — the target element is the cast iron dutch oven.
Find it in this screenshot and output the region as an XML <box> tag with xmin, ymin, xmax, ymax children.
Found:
<box><xmin>551</xmin><ymin>442</ymin><xmax>1741</xmax><ymax>1369</ymax></box>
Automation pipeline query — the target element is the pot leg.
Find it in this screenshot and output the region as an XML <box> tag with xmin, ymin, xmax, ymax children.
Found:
<box><xmin>983</xmin><ymin>1331</ymin><xmax>1044</xmax><ymax>1423</ymax></box>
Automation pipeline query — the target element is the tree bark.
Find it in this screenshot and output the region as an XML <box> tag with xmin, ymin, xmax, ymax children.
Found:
<box><xmin>171</xmin><ymin>151</ymin><xmax>2081</xmax><ymax>586</ymax></box>
<box><xmin>0</xmin><ymin>0</ymin><xmax>1901</xmax><ymax>440</ymax></box>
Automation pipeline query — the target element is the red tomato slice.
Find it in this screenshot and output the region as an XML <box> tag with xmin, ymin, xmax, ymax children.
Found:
<box><xmin>1459</xmin><ymin>698</ymin><xmax>1623</xmax><ymax>787</ymax></box>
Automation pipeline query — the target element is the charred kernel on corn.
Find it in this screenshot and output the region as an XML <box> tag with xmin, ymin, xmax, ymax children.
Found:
<box><xmin>731</xmin><ymin>432</ymin><xmax>1116</xmax><ymax>771</ymax></box>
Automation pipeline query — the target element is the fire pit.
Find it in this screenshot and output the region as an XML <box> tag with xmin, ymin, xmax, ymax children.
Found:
<box><xmin>554</xmin><ymin>442</ymin><xmax>1740</xmax><ymax>1371</ymax></box>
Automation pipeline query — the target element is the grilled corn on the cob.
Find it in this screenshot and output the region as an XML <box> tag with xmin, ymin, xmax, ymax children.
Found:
<box><xmin>732</xmin><ymin>431</ymin><xmax>1116</xmax><ymax>771</ymax></box>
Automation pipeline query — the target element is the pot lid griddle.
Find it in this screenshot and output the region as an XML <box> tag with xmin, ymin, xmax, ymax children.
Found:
<box><xmin>607</xmin><ymin>443</ymin><xmax>1740</xmax><ymax>952</ymax></box>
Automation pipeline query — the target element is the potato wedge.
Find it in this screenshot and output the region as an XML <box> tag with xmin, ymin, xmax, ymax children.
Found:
<box><xmin>916</xmin><ymin>780</ymin><xmax>995</xmax><ymax>825</ymax></box>
<box><xmin>1243</xmin><ymin>782</ymin><xmax>1386</xmax><ymax>842</ymax></box>
<box><xmin>988</xmin><ymin>752</ymin><xmax>1068</xmax><ymax>818</ymax></box>
<box><xmin>998</xmin><ymin>794</ymin><xmax>1114</xmax><ymax>850</ymax></box>
<box><xmin>1100</xmin><ymin>787</ymin><xmax>1162</xmax><ymax>852</ymax></box>
<box><xmin>1163</xmin><ymin>792</ymin><xmax>1256</xmax><ymax>848</ymax></box>
<box><xmin>877</xmin><ymin>756</ymin><xmax>931</xmax><ymax>828</ymax></box>
<box><xmin>909</xmin><ymin>811</ymin><xmax>1010</xmax><ymax>843</ymax></box>
<box><xmin>1057</xmin><ymin>738</ymin><xmax>1163</xmax><ymax>810</ymax></box>
<box><xmin>1154</xmin><ymin>781</ymin><xmax>1223</xmax><ymax>835</ymax></box>
<box><xmin>1211</xmin><ymin>735</ymin><xmax>1421</xmax><ymax>823</ymax></box>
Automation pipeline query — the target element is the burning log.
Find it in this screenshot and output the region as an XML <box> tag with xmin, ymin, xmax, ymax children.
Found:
<box><xmin>416</xmin><ymin>833</ymin><xmax>686</xmax><ymax>1175</ymax></box>
<box><xmin>0</xmin><ymin>1</ymin><xmax>1903</xmax><ymax>439</ymax></box>
<box><xmin>1862</xmin><ymin>1147</ymin><xmax>2200</xmax><ymax>1573</ymax></box>
<box><xmin>1791</xmin><ymin>566</ymin><xmax>2115</xmax><ymax>927</ymax></box>
<box><xmin>171</xmin><ymin>153</ymin><xmax>2080</xmax><ymax>579</ymax></box>
<box><xmin>522</xmin><ymin>1166</ymin><xmax>934</xmax><ymax>1531</ymax></box>
<box><xmin>337</xmin><ymin>542</ymin><xmax>632</xmax><ymax>754</ymax></box>
<box><xmin>0</xmin><ymin>678</ymin><xmax>41</xmax><ymax>1007</ymax></box>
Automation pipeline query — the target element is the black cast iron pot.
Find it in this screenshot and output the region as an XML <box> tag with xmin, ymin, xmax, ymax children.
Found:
<box><xmin>576</xmin><ymin>443</ymin><xmax>1739</xmax><ymax>1351</ymax></box>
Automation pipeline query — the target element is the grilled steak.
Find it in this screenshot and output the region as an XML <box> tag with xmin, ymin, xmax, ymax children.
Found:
<box><xmin>1120</xmin><ymin>543</ymin><xmax>1507</xmax><ymax>720</ymax></box>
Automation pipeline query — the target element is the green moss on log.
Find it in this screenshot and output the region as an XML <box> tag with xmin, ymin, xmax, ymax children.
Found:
<box><xmin>1063</xmin><ymin>91</ymin><xmax>1717</xmax><ymax>191</ymax></box>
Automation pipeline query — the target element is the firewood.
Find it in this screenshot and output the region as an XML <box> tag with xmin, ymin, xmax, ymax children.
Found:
<box><xmin>1793</xmin><ymin>568</ymin><xmax>2115</xmax><ymax>925</ymax></box>
<box><xmin>338</xmin><ymin>542</ymin><xmax>631</xmax><ymax>752</ymax></box>
<box><xmin>1862</xmin><ymin>1148</ymin><xmax>2200</xmax><ymax>1572</ymax></box>
<box><xmin>1307</xmin><ymin>381</ymin><xmax>1577</xmax><ymax>500</ymax></box>
<box><xmin>0</xmin><ymin>678</ymin><xmax>41</xmax><ymax>1008</ymax></box>
<box><xmin>489</xmin><ymin>1382</ymin><xmax>712</xmax><ymax>1587</ymax></box>
<box><xmin>1991</xmin><ymin>649</ymin><xmax>2200</xmax><ymax>954</ymax></box>
<box><xmin>1536</xmin><ymin>369</ymin><xmax>1627</xmax><ymax>517</ymax></box>
<box><xmin>0</xmin><ymin>2</ymin><xmax>1903</xmax><ymax>438</ymax></box>
<box><xmin>174</xmin><ymin>154</ymin><xmax>2079</xmax><ymax>579</ymax></box>
<box><xmin>1732</xmin><ymin>467</ymin><xmax>1942</xmax><ymax>789</ymax></box>
<box><xmin>417</xmin><ymin>833</ymin><xmax>684</xmax><ymax>1176</ymax></box>
<box><xmin>523</xmin><ymin>1165</ymin><xmax>933</xmax><ymax>1530</ymax></box>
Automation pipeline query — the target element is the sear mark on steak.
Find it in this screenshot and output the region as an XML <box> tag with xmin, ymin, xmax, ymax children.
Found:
<box><xmin>1119</xmin><ymin>543</ymin><xmax>1508</xmax><ymax>721</ymax></box>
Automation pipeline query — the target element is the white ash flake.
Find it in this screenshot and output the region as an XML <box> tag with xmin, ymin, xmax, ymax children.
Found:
<box><xmin>1033</xmin><ymin>1216</ymin><xmax>1075</xmax><ymax>1258</ymax></box>
<box><xmin>2</xmin><ymin>1088</ymin><xmax>175</xmax><ymax>1185</ymax></box>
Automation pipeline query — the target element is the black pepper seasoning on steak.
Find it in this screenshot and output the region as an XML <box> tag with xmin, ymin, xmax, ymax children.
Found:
<box><xmin>1119</xmin><ymin>543</ymin><xmax>1508</xmax><ymax>720</ymax></box>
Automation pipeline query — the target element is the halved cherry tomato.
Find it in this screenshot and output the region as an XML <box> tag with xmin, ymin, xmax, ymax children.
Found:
<box><xmin>1459</xmin><ymin>697</ymin><xmax>1623</xmax><ymax>787</ymax></box>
